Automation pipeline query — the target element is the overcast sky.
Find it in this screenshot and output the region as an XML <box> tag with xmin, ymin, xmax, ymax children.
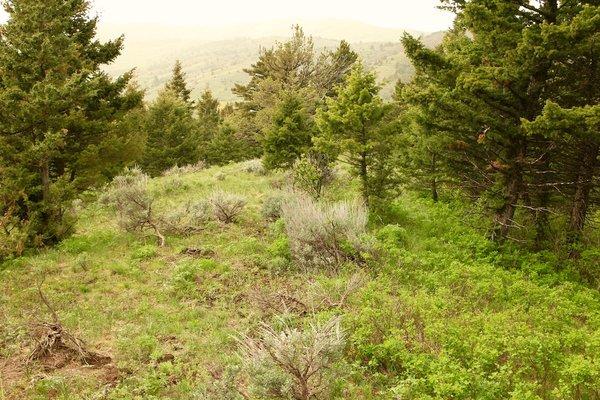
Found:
<box><xmin>0</xmin><ymin>0</ymin><xmax>454</xmax><ymax>32</ymax></box>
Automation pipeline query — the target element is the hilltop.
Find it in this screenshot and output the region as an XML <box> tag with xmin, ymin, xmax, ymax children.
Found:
<box><xmin>1</xmin><ymin>161</ymin><xmax>599</xmax><ymax>399</ymax></box>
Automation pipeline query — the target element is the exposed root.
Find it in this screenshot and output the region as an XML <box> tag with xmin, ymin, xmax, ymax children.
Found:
<box><xmin>27</xmin><ymin>322</ymin><xmax>110</xmax><ymax>366</ymax></box>
<box><xmin>27</xmin><ymin>279</ymin><xmax>111</xmax><ymax>368</ymax></box>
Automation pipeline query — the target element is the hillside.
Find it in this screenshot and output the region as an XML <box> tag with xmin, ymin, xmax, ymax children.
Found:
<box><xmin>98</xmin><ymin>21</ymin><xmax>445</xmax><ymax>101</ymax></box>
<box><xmin>1</xmin><ymin>161</ymin><xmax>599</xmax><ymax>399</ymax></box>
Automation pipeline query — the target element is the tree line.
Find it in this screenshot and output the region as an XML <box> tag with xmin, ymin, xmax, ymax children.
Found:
<box><xmin>0</xmin><ymin>0</ymin><xmax>598</xmax><ymax>259</ymax></box>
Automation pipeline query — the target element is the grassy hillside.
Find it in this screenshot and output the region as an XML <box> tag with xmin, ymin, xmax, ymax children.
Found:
<box><xmin>99</xmin><ymin>22</ymin><xmax>444</xmax><ymax>102</ymax></box>
<box><xmin>1</xmin><ymin>162</ymin><xmax>599</xmax><ymax>399</ymax></box>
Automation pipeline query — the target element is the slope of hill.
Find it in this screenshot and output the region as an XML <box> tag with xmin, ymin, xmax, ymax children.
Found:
<box><xmin>1</xmin><ymin>161</ymin><xmax>599</xmax><ymax>399</ymax></box>
<box><xmin>98</xmin><ymin>21</ymin><xmax>445</xmax><ymax>102</ymax></box>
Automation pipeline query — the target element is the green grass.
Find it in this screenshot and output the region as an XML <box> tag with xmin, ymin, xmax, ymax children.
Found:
<box><xmin>1</xmin><ymin>162</ymin><xmax>599</xmax><ymax>399</ymax></box>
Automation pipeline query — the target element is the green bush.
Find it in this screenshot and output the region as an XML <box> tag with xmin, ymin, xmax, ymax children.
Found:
<box><xmin>375</xmin><ymin>225</ymin><xmax>409</xmax><ymax>250</ymax></box>
<box><xmin>131</xmin><ymin>244</ymin><xmax>158</xmax><ymax>260</ymax></box>
<box><xmin>292</xmin><ymin>153</ymin><xmax>333</xmax><ymax>199</ymax></box>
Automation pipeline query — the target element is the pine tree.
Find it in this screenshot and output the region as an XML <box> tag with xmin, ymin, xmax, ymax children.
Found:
<box><xmin>0</xmin><ymin>0</ymin><xmax>142</xmax><ymax>252</ymax></box>
<box><xmin>141</xmin><ymin>91</ymin><xmax>200</xmax><ymax>176</ymax></box>
<box><xmin>403</xmin><ymin>1</ymin><xmax>600</xmax><ymax>246</ymax></box>
<box><xmin>316</xmin><ymin>63</ymin><xmax>396</xmax><ymax>205</ymax></box>
<box><xmin>196</xmin><ymin>89</ymin><xmax>222</xmax><ymax>132</ymax></box>
<box><xmin>203</xmin><ymin>124</ymin><xmax>250</xmax><ymax>166</ymax></box>
<box><xmin>316</xmin><ymin>40</ymin><xmax>359</xmax><ymax>98</ymax></box>
<box><xmin>232</xmin><ymin>26</ymin><xmax>358</xmax><ymax>151</ymax></box>
<box><xmin>165</xmin><ymin>60</ymin><xmax>193</xmax><ymax>105</ymax></box>
<box><xmin>263</xmin><ymin>93</ymin><xmax>314</xmax><ymax>170</ymax></box>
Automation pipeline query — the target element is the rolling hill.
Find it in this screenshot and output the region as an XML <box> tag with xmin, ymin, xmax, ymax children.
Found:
<box><xmin>98</xmin><ymin>20</ymin><xmax>445</xmax><ymax>102</ymax></box>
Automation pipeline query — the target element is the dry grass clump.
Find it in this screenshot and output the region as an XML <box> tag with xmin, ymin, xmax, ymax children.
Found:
<box><xmin>239</xmin><ymin>317</ymin><xmax>344</xmax><ymax>400</ymax></box>
<box><xmin>215</xmin><ymin>171</ymin><xmax>226</xmax><ymax>181</ymax></box>
<box><xmin>100</xmin><ymin>167</ymin><xmax>166</xmax><ymax>246</ymax></box>
<box><xmin>282</xmin><ymin>195</ymin><xmax>368</xmax><ymax>269</ymax></box>
<box><xmin>208</xmin><ymin>190</ymin><xmax>247</xmax><ymax>224</ymax></box>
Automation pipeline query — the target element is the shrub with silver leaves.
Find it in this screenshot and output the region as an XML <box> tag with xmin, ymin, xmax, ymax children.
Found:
<box><xmin>282</xmin><ymin>195</ymin><xmax>368</xmax><ymax>269</ymax></box>
<box><xmin>209</xmin><ymin>191</ymin><xmax>247</xmax><ymax>224</ymax></box>
<box><xmin>162</xmin><ymin>200</ymin><xmax>212</xmax><ymax>234</ymax></box>
<box><xmin>162</xmin><ymin>161</ymin><xmax>206</xmax><ymax>177</ymax></box>
<box><xmin>101</xmin><ymin>167</ymin><xmax>166</xmax><ymax>246</ymax></box>
<box><xmin>239</xmin><ymin>317</ymin><xmax>344</xmax><ymax>400</ymax></box>
<box><xmin>242</xmin><ymin>159</ymin><xmax>266</xmax><ymax>175</ymax></box>
<box><xmin>262</xmin><ymin>192</ymin><xmax>288</xmax><ymax>222</ymax></box>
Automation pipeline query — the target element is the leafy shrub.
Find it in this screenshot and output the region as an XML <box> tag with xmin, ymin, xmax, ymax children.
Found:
<box><xmin>282</xmin><ymin>195</ymin><xmax>368</xmax><ymax>270</ymax></box>
<box><xmin>208</xmin><ymin>191</ymin><xmax>246</xmax><ymax>224</ymax></box>
<box><xmin>575</xmin><ymin>248</ymin><xmax>600</xmax><ymax>289</ymax></box>
<box><xmin>0</xmin><ymin>213</ymin><xmax>28</xmax><ymax>259</ymax></box>
<box><xmin>100</xmin><ymin>167</ymin><xmax>166</xmax><ymax>246</ymax></box>
<box><xmin>375</xmin><ymin>224</ymin><xmax>409</xmax><ymax>252</ymax></box>
<box><xmin>242</xmin><ymin>159</ymin><xmax>266</xmax><ymax>175</ymax></box>
<box><xmin>292</xmin><ymin>153</ymin><xmax>333</xmax><ymax>199</ymax></box>
<box><xmin>171</xmin><ymin>260</ymin><xmax>201</xmax><ymax>294</ymax></box>
<box><xmin>239</xmin><ymin>317</ymin><xmax>345</xmax><ymax>400</ymax></box>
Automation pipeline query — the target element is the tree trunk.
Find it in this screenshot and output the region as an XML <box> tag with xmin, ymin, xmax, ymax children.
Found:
<box><xmin>493</xmin><ymin>142</ymin><xmax>525</xmax><ymax>242</ymax></box>
<box><xmin>567</xmin><ymin>143</ymin><xmax>599</xmax><ymax>256</ymax></box>
<box><xmin>493</xmin><ymin>173</ymin><xmax>522</xmax><ymax>241</ymax></box>
<box><xmin>360</xmin><ymin>151</ymin><xmax>369</xmax><ymax>206</ymax></box>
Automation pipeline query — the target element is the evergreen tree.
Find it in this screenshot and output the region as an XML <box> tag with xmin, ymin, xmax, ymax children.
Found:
<box><xmin>403</xmin><ymin>1</ymin><xmax>600</xmax><ymax>246</ymax></box>
<box><xmin>196</xmin><ymin>89</ymin><xmax>222</xmax><ymax>132</ymax></box>
<box><xmin>0</xmin><ymin>0</ymin><xmax>142</xmax><ymax>252</ymax></box>
<box><xmin>232</xmin><ymin>26</ymin><xmax>358</xmax><ymax>152</ymax></box>
<box><xmin>263</xmin><ymin>93</ymin><xmax>314</xmax><ymax>170</ymax></box>
<box><xmin>316</xmin><ymin>63</ymin><xmax>396</xmax><ymax>205</ymax></box>
<box><xmin>316</xmin><ymin>40</ymin><xmax>360</xmax><ymax>98</ymax></box>
<box><xmin>233</xmin><ymin>26</ymin><xmax>316</xmax><ymax>114</ymax></box>
<box><xmin>165</xmin><ymin>60</ymin><xmax>193</xmax><ymax>105</ymax></box>
<box><xmin>523</xmin><ymin>102</ymin><xmax>600</xmax><ymax>254</ymax></box>
<box><xmin>203</xmin><ymin>124</ymin><xmax>250</xmax><ymax>166</ymax></box>
<box><xmin>141</xmin><ymin>91</ymin><xmax>200</xmax><ymax>176</ymax></box>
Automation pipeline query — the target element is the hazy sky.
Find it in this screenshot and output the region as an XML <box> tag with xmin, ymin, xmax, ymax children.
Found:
<box><xmin>0</xmin><ymin>0</ymin><xmax>454</xmax><ymax>32</ymax></box>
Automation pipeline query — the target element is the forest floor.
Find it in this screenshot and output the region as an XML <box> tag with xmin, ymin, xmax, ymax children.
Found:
<box><xmin>1</xmin><ymin>161</ymin><xmax>599</xmax><ymax>400</ymax></box>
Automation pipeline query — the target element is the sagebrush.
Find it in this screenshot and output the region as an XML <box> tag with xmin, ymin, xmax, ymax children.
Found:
<box><xmin>239</xmin><ymin>317</ymin><xmax>345</xmax><ymax>400</ymax></box>
<box><xmin>282</xmin><ymin>195</ymin><xmax>368</xmax><ymax>269</ymax></box>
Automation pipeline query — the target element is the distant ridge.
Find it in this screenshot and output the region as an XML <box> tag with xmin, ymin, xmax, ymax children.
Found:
<box><xmin>98</xmin><ymin>20</ymin><xmax>444</xmax><ymax>102</ymax></box>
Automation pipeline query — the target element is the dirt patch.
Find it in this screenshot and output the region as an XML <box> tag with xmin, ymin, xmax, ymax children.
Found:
<box><xmin>1</xmin><ymin>350</ymin><xmax>120</xmax><ymax>400</ymax></box>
